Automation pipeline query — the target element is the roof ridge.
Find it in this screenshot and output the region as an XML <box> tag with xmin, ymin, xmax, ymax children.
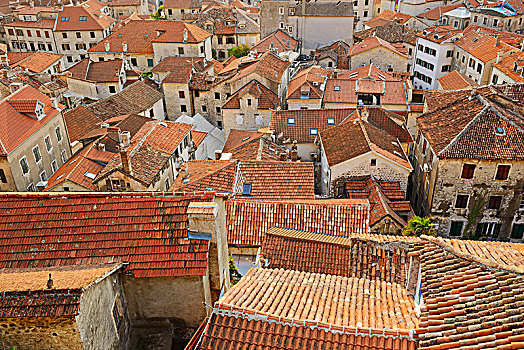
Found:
<box><xmin>177</xmin><ymin>160</ymin><xmax>237</xmax><ymax>191</ymax></box>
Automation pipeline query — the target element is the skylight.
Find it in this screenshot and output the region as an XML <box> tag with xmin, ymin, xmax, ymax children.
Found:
<box><xmin>79</xmin><ymin>16</ymin><xmax>87</xmax><ymax>21</ymax></box>
<box><xmin>242</xmin><ymin>183</ymin><xmax>252</xmax><ymax>196</ymax></box>
<box><xmin>327</xmin><ymin>118</ymin><xmax>335</xmax><ymax>125</ymax></box>
<box><xmin>61</xmin><ymin>17</ymin><xmax>69</xmax><ymax>22</ymax></box>
<box><xmin>334</xmin><ymin>86</ymin><xmax>340</xmax><ymax>91</ymax></box>
<box><xmin>84</xmin><ymin>172</ymin><xmax>96</xmax><ymax>179</ymax></box>
<box><xmin>495</xmin><ymin>126</ymin><xmax>506</xmax><ymax>136</ymax></box>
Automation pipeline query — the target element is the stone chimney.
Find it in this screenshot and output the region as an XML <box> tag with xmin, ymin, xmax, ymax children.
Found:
<box><xmin>179</xmin><ymin>162</ymin><xmax>188</xmax><ymax>179</ymax></box>
<box><xmin>120</xmin><ymin>149</ymin><xmax>132</xmax><ymax>174</ymax></box>
<box><xmin>122</xmin><ymin>42</ymin><xmax>127</xmax><ymax>53</ymax></box>
<box><xmin>50</xmin><ymin>97</ymin><xmax>59</xmax><ymax>109</ymax></box>
<box><xmin>495</xmin><ymin>35</ymin><xmax>500</xmax><ymax>47</ymax></box>
<box><xmin>187</xmin><ymin>199</ymin><xmax>230</xmax><ymax>308</ymax></box>
<box><xmin>104</xmin><ymin>41</ymin><xmax>110</xmax><ymax>52</ymax></box>
<box><xmin>361</xmin><ymin>107</ymin><xmax>369</xmax><ymax>121</ymax></box>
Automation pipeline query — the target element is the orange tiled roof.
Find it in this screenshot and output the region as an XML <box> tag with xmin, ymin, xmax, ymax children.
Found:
<box><xmin>287</xmin><ymin>66</ymin><xmax>328</xmax><ymax>100</ymax></box>
<box><xmin>64</xmin><ymin>105</ymin><xmax>104</xmax><ymax>142</ymax></box>
<box><xmin>364</xmin><ymin>9</ymin><xmax>414</xmax><ymax>27</ymax></box>
<box><xmin>437</xmin><ymin>70</ymin><xmax>479</xmax><ymax>90</ymax></box>
<box><xmin>66</xmin><ymin>58</ymin><xmax>123</xmax><ymax>83</ymax></box>
<box><xmin>492</xmin><ymin>50</ymin><xmax>524</xmax><ymax>83</ymax></box>
<box><xmin>151</xmin><ymin>21</ymin><xmax>211</xmax><ymax>43</ymax></box>
<box><xmin>418</xmin><ymin>84</ymin><xmax>524</xmax><ymax>159</ymax></box>
<box><xmin>0</xmin><ymin>86</ymin><xmax>62</xmax><ymax>155</ymax></box>
<box><xmin>0</xmin><ymin>263</ymin><xmax>121</xmax><ymax>318</ymax></box>
<box><xmin>416</xmin><ymin>4</ymin><xmax>464</xmax><ymax>20</ymax></box>
<box><xmin>8</xmin><ymin>52</ymin><xmax>62</xmax><ymax>73</ymax></box>
<box><xmin>55</xmin><ymin>5</ymin><xmax>115</xmax><ymax>31</ymax></box>
<box><xmin>251</xmin><ymin>29</ymin><xmax>298</xmax><ymax>53</ymax></box>
<box><xmin>348</xmin><ymin>36</ymin><xmax>408</xmax><ymax>58</ymax></box>
<box><xmin>230</xmin><ymin>137</ymin><xmax>284</xmax><ymax>161</ymax></box>
<box><xmin>222</xmin><ymin>79</ymin><xmax>278</xmax><ymax>110</ymax></box>
<box><xmin>231</xmin><ymin>51</ymin><xmax>290</xmax><ymax>84</ymax></box>
<box><xmin>192</xmin><ymin>130</ymin><xmax>207</xmax><ymax>148</ymax></box>
<box><xmin>226</xmin><ymin>198</ymin><xmax>370</xmax><ymax>246</ymax></box>
<box><xmin>170</xmin><ymin>160</ymin><xmax>238</xmax><ymax>193</ymax></box>
<box><xmin>263</xmin><ymin>227</ymin><xmax>417</xmax><ymax>283</ymax></box>
<box><xmin>222</xmin><ymin>129</ymin><xmax>265</xmax><ymax>152</ymax></box>
<box><xmin>454</xmin><ymin>30</ymin><xmax>517</xmax><ymax>63</ymax></box>
<box><xmin>4</xmin><ymin>18</ymin><xmax>56</xmax><ymax>29</ymax></box>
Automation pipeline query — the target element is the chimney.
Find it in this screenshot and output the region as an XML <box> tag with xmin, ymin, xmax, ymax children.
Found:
<box><xmin>187</xmin><ymin>199</ymin><xmax>230</xmax><ymax>303</ymax></box>
<box><xmin>361</xmin><ymin>107</ymin><xmax>369</xmax><ymax>121</ymax></box>
<box><xmin>496</xmin><ymin>51</ymin><xmax>501</xmax><ymax>63</ymax></box>
<box><xmin>179</xmin><ymin>162</ymin><xmax>188</xmax><ymax>179</ymax></box>
<box><xmin>215</xmin><ymin>150</ymin><xmax>222</xmax><ymax>160</ymax></box>
<box><xmin>183</xmin><ymin>28</ymin><xmax>188</xmax><ymax>43</ymax></box>
<box><xmin>47</xmin><ymin>273</ymin><xmax>53</xmax><ymax>289</ymax></box>
<box><xmin>120</xmin><ymin>131</ymin><xmax>130</xmax><ymax>147</ymax></box>
<box><xmin>50</xmin><ymin>97</ymin><xmax>59</xmax><ymax>109</ymax></box>
<box><xmin>495</xmin><ymin>35</ymin><xmax>500</xmax><ymax>47</ymax></box>
<box><xmin>120</xmin><ymin>149</ymin><xmax>132</xmax><ymax>174</ymax></box>
<box><xmin>122</xmin><ymin>42</ymin><xmax>127</xmax><ymax>52</ymax></box>
<box><xmin>107</xmin><ymin>126</ymin><xmax>120</xmax><ymax>142</ymax></box>
<box><xmin>104</xmin><ymin>40</ymin><xmax>110</xmax><ymax>52</ymax></box>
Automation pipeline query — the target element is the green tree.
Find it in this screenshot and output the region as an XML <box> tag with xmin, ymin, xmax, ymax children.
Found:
<box><xmin>403</xmin><ymin>216</ymin><xmax>436</xmax><ymax>237</ymax></box>
<box><xmin>463</xmin><ymin>189</ymin><xmax>489</xmax><ymax>240</ymax></box>
<box><xmin>229</xmin><ymin>254</ymin><xmax>242</xmax><ymax>286</ymax></box>
<box><xmin>228</xmin><ymin>44</ymin><xmax>250</xmax><ymax>58</ymax></box>
<box><xmin>150</xmin><ymin>5</ymin><xmax>164</xmax><ymax>19</ymax></box>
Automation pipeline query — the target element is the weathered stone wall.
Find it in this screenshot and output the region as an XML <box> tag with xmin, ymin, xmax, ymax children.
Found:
<box><xmin>0</xmin><ymin>317</ymin><xmax>83</xmax><ymax>350</ymax></box>
<box><xmin>350</xmin><ymin>47</ymin><xmax>408</xmax><ymax>73</ymax></box>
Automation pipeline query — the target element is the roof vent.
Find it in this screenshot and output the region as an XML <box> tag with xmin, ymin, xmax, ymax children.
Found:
<box><xmin>159</xmin><ymin>122</ymin><xmax>168</xmax><ymax>127</ymax></box>
<box><xmin>495</xmin><ymin>126</ymin><xmax>505</xmax><ymax>136</ymax></box>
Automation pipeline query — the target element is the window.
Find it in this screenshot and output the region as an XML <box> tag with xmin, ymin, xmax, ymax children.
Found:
<box><xmin>178</xmin><ymin>47</ymin><xmax>184</xmax><ymax>55</ymax></box>
<box><xmin>247</xmin><ymin>99</ymin><xmax>252</xmax><ymax>106</ymax></box>
<box><xmin>422</xmin><ymin>139</ymin><xmax>426</xmax><ymax>154</ymax></box>
<box><xmin>334</xmin><ymin>85</ymin><xmax>340</xmax><ymax>91</ymax></box>
<box><xmin>109</xmin><ymin>86</ymin><xmax>116</xmax><ymax>93</ymax></box>
<box><xmin>79</xmin><ymin>16</ymin><xmax>87</xmax><ymax>21</ymax></box>
<box><xmin>441</xmin><ymin>65</ymin><xmax>451</xmax><ymax>72</ymax></box>
<box><xmin>44</xmin><ymin>135</ymin><xmax>52</xmax><ymax>152</ymax></box>
<box><xmin>61</xmin><ymin>17</ymin><xmax>70</xmax><ymax>22</ymax></box>
<box><xmin>310</xmin><ymin>128</ymin><xmax>318</xmax><ymax>135</ymax></box>
<box><xmin>168</xmin><ymin>9</ymin><xmax>172</xmax><ymax>15</ymax></box>
<box><xmin>492</xmin><ymin>74</ymin><xmax>499</xmax><ymax>84</ymax></box>
<box><xmin>226</xmin><ymin>37</ymin><xmax>235</xmax><ymax>44</ymax></box>
<box><xmin>449</xmin><ymin>221</ymin><xmax>464</xmax><ymax>237</ymax></box>
<box><xmin>370</xmin><ymin>159</ymin><xmax>376</xmax><ymax>166</ymax></box>
<box><xmin>98</xmin><ymin>57</ymin><xmax>105</xmax><ymax>62</ymax></box>
<box><xmin>7</xmin><ymin>28</ymin><xmax>13</xmax><ymax>36</ymax></box>
<box><xmin>26</xmin><ymin>30</ymin><xmax>32</xmax><ymax>37</ymax></box>
<box><xmin>287</xmin><ymin>117</ymin><xmax>295</xmax><ymax>124</ymax></box>
<box><xmin>55</xmin><ymin>126</ymin><xmax>62</xmax><ymax>142</ymax></box>
<box><xmin>61</xmin><ymin>150</ymin><xmax>67</xmax><ymax>163</ymax></box>
<box><xmin>62</xmin><ymin>33</ymin><xmax>68</xmax><ymax>39</ymax></box>
<box><xmin>363</xmin><ymin>10</ymin><xmax>368</xmax><ymax>17</ymax></box>
<box><xmin>45</xmin><ymin>31</ymin><xmax>50</xmax><ymax>38</ymax></box>
<box><xmin>255</xmin><ymin>114</ymin><xmax>263</xmax><ymax>125</ymax></box>
<box><xmin>33</xmin><ymin>146</ymin><xmax>41</xmax><ymax>163</ymax></box>
<box><xmin>181</xmin><ymin>105</ymin><xmax>187</xmax><ymax>113</ymax></box>
<box><xmin>27</xmin><ymin>183</ymin><xmax>35</xmax><ymax>192</ymax></box>
<box><xmin>16</xmin><ymin>29</ymin><xmax>23</xmax><ymax>36</ymax></box>
<box><xmin>488</xmin><ymin>195</ymin><xmax>502</xmax><ymax>210</ymax></box>
<box><xmin>40</xmin><ymin>170</ymin><xmax>47</xmax><ymax>182</ymax></box>
<box><xmin>288</xmin><ymin>26</ymin><xmax>293</xmax><ymax>33</ymax></box>
<box><xmin>147</xmin><ymin>58</ymin><xmax>154</xmax><ymax>67</ymax></box>
<box><xmin>279</xmin><ymin>6</ymin><xmax>284</xmax><ymax>14</ymax></box>
<box><xmin>280</xmin><ymin>22</ymin><xmax>285</xmax><ymax>29</ymax></box>
<box><xmin>62</xmin><ymin>44</ymin><xmax>70</xmax><ymax>51</ymax></box>
<box><xmin>20</xmin><ymin>157</ymin><xmax>29</xmax><ymax>175</ymax></box>
<box><xmin>179</xmin><ymin>91</ymin><xmax>185</xmax><ymax>98</ymax></box>
<box><xmin>461</xmin><ymin>164</ymin><xmax>475</xmax><ymax>179</ymax></box>
<box><xmin>493</xmin><ymin>19</ymin><xmax>498</xmax><ymax>27</ymax></box>
<box><xmin>76</xmin><ymin>32</ymin><xmax>81</xmax><ymax>38</ymax></box>
<box><xmin>476</xmin><ymin>222</ymin><xmax>501</xmax><ymax>238</ymax></box>
<box><xmin>90</xmin><ymin>31</ymin><xmax>95</xmax><ymax>38</ymax></box>
<box><xmin>215</xmin><ymin>92</ymin><xmax>220</xmax><ymax>100</ymax></box>
<box><xmin>38</xmin><ymin>43</ymin><xmax>46</xmax><ymax>51</ymax></box>
<box><xmin>194</xmin><ymin>91</ymin><xmax>200</xmax><ymax>98</ymax></box>
<box><xmin>201</xmin><ymin>105</ymin><xmax>207</xmax><ymax>113</ymax></box>
<box><xmin>446</xmin><ymin>50</ymin><xmax>453</xmax><ymax>58</ymax></box>
<box><xmin>476</xmin><ymin>62</ymin><xmax>482</xmax><ymax>74</ymax></box>
<box><xmin>149</xmin><ymin>109</ymin><xmax>154</xmax><ymax>118</ymax></box>
<box><xmin>511</xmin><ymin>224</ymin><xmax>524</xmax><ymax>239</ymax></box>
<box><xmin>51</xmin><ymin>160</ymin><xmax>58</xmax><ymax>173</ymax></box>
<box><xmin>327</xmin><ymin>118</ymin><xmax>335</xmax><ymax>125</ymax></box>
<box><xmin>242</xmin><ymin>183</ymin><xmax>252</xmax><ymax>196</ymax></box>
<box><xmin>216</xmin><ymin>107</ymin><xmax>221</xmax><ymax>114</ymax></box>
<box><xmin>0</xmin><ymin>169</ymin><xmax>6</xmax><ymax>183</ymax></box>
<box><xmin>455</xmin><ymin>194</ymin><xmax>469</xmax><ymax>208</ymax></box>
<box><xmin>165</xmin><ymin>178</ymin><xmax>170</xmax><ymax>191</ymax></box>
<box><xmin>200</xmin><ymin>45</ymin><xmax>204</xmax><ymax>54</ymax></box>
<box><xmin>47</xmin><ymin>44</ymin><xmax>53</xmax><ymax>51</ymax></box>
<box><xmin>130</xmin><ymin>57</ymin><xmax>137</xmax><ymax>66</ymax></box>
<box><xmin>495</xmin><ymin>165</ymin><xmax>510</xmax><ymax>180</ymax></box>
<box><xmin>236</xmin><ymin>114</ymin><xmax>243</xmax><ymax>124</ymax></box>
<box><xmin>469</xmin><ymin>58</ymin><xmax>474</xmax><ymax>67</ymax></box>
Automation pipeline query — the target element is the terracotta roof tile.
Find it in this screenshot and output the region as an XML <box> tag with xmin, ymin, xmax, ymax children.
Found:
<box><xmin>0</xmin><ymin>192</ymin><xmax>213</xmax><ymax>278</ymax></box>
<box><xmin>8</xmin><ymin>52</ymin><xmax>62</xmax><ymax>73</ymax></box>
<box><xmin>151</xmin><ymin>21</ymin><xmax>211</xmax><ymax>43</ymax></box>
<box><xmin>55</xmin><ymin>5</ymin><xmax>115</xmax><ymax>31</ymax></box>
<box><xmin>64</xmin><ymin>105</ymin><xmax>103</xmax><ymax>142</ymax></box>
<box><xmin>287</xmin><ymin>66</ymin><xmax>328</xmax><ymax>100</ymax></box>
<box><xmin>348</xmin><ymin>36</ymin><xmax>409</xmax><ymax>57</ymax></box>
<box><xmin>365</xmin><ymin>9</ymin><xmax>414</xmax><ymax>27</ymax></box>
<box><xmin>454</xmin><ymin>30</ymin><xmax>517</xmax><ymax>63</ymax></box>
<box><xmin>231</xmin><ymin>51</ymin><xmax>290</xmax><ymax>84</ymax></box>
<box><xmin>354</xmin><ymin>23</ymin><xmax>418</xmax><ymax>45</ymax></box>
<box><xmin>464</xmin><ymin>24</ymin><xmax>524</xmax><ymax>48</ymax></box>
<box><xmin>170</xmin><ymin>160</ymin><xmax>238</xmax><ymax>193</ymax></box>
<box><xmin>185</xmin><ymin>6</ymin><xmax>259</xmax><ymax>35</ymax></box>
<box><xmin>226</xmin><ymin>198</ymin><xmax>370</xmax><ymax>246</ymax></box>
<box><xmin>251</xmin><ymin>29</ymin><xmax>298</xmax><ymax>53</ymax></box>
<box><xmin>230</xmin><ymin>137</ymin><xmax>284</xmax><ymax>161</ymax></box>
<box><xmin>222</xmin><ymin>129</ymin><xmax>265</xmax><ymax>152</ymax></box>
<box><xmin>4</xmin><ymin>18</ymin><xmax>56</xmax><ymax>29</ymax></box>
<box><xmin>223</xmin><ymin>80</ymin><xmax>279</xmax><ymax>110</ymax></box>
<box><xmin>0</xmin><ymin>86</ymin><xmax>62</xmax><ymax>155</ymax></box>
<box><xmin>492</xmin><ymin>50</ymin><xmax>524</xmax><ymax>83</ymax></box>
<box><xmin>418</xmin><ymin>84</ymin><xmax>524</xmax><ymax>159</ymax></box>
<box><xmin>67</xmin><ymin>58</ymin><xmax>123</xmax><ymax>82</ymax></box>
<box><xmin>437</xmin><ymin>70</ymin><xmax>479</xmax><ymax>90</ymax></box>
<box><xmin>192</xmin><ymin>130</ymin><xmax>207</xmax><ymax>148</ymax></box>
<box><xmin>417</xmin><ymin>4</ymin><xmax>464</xmax><ymax>20</ymax></box>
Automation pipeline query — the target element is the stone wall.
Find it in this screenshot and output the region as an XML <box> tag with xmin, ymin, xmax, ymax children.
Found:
<box><xmin>350</xmin><ymin>47</ymin><xmax>408</xmax><ymax>73</ymax></box>
<box><xmin>0</xmin><ymin>317</ymin><xmax>83</xmax><ymax>350</ymax></box>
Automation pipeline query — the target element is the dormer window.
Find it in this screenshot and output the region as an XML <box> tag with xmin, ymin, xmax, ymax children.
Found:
<box><xmin>327</xmin><ymin>118</ymin><xmax>335</xmax><ymax>125</ymax></box>
<box><xmin>35</xmin><ymin>102</ymin><xmax>46</xmax><ymax>120</ymax></box>
<box><xmin>61</xmin><ymin>17</ymin><xmax>69</xmax><ymax>22</ymax></box>
<box><xmin>334</xmin><ymin>85</ymin><xmax>340</xmax><ymax>91</ymax></box>
<box><xmin>79</xmin><ymin>16</ymin><xmax>87</xmax><ymax>21</ymax></box>
<box><xmin>495</xmin><ymin>127</ymin><xmax>505</xmax><ymax>136</ymax></box>
<box><xmin>310</xmin><ymin>128</ymin><xmax>318</xmax><ymax>135</ymax></box>
<box><xmin>287</xmin><ymin>117</ymin><xmax>295</xmax><ymax>124</ymax></box>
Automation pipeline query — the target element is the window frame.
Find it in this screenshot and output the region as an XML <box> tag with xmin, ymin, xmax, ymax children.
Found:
<box><xmin>495</xmin><ymin>164</ymin><xmax>510</xmax><ymax>180</ymax></box>
<box><xmin>20</xmin><ymin>157</ymin><xmax>29</xmax><ymax>175</ymax></box>
<box><xmin>33</xmin><ymin>146</ymin><xmax>42</xmax><ymax>163</ymax></box>
<box><xmin>461</xmin><ymin>164</ymin><xmax>476</xmax><ymax>179</ymax></box>
<box><xmin>44</xmin><ymin>135</ymin><xmax>52</xmax><ymax>152</ymax></box>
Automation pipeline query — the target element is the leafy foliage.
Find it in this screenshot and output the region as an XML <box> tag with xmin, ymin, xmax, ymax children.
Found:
<box><xmin>403</xmin><ymin>216</ymin><xmax>436</xmax><ymax>237</ymax></box>
<box><xmin>228</xmin><ymin>44</ymin><xmax>250</xmax><ymax>58</ymax></box>
<box><xmin>150</xmin><ymin>5</ymin><xmax>164</xmax><ymax>19</ymax></box>
<box><xmin>463</xmin><ymin>189</ymin><xmax>489</xmax><ymax>240</ymax></box>
<box><xmin>229</xmin><ymin>254</ymin><xmax>242</xmax><ymax>286</ymax></box>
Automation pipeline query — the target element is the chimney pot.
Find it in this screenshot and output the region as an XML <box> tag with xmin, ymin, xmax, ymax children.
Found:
<box><xmin>47</xmin><ymin>273</ymin><xmax>53</xmax><ymax>289</ymax></box>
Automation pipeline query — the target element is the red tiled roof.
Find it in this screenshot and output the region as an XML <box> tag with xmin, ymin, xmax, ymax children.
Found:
<box><xmin>454</xmin><ymin>30</ymin><xmax>517</xmax><ymax>63</ymax></box>
<box><xmin>97</xmin><ymin>121</ymin><xmax>192</xmax><ymax>185</ymax></box>
<box><xmin>151</xmin><ymin>21</ymin><xmax>211</xmax><ymax>43</ymax></box>
<box><xmin>152</xmin><ymin>56</ymin><xmax>204</xmax><ymax>83</ymax></box>
<box><xmin>231</xmin><ymin>51</ymin><xmax>290</xmax><ymax>84</ymax></box>
<box><xmin>323</xmin><ymin>64</ymin><xmax>409</xmax><ymax>106</ymax></box>
<box><xmin>418</xmin><ymin>85</ymin><xmax>524</xmax><ymax>160</ymax></box>
<box><xmin>192</xmin><ymin>130</ymin><xmax>207</xmax><ymax>148</ymax></box>
<box><xmin>45</xmin><ymin>142</ymin><xmax>112</xmax><ymax>191</ymax></box>
<box><xmin>287</xmin><ymin>66</ymin><xmax>328</xmax><ymax>100</ymax></box>
<box><xmin>415</xmin><ymin>25</ymin><xmax>460</xmax><ymax>44</ymax></box>
<box><xmin>4</xmin><ymin>18</ymin><xmax>55</xmax><ymax>29</ymax></box>
<box><xmin>437</xmin><ymin>70</ymin><xmax>479</xmax><ymax>90</ymax></box>
<box><xmin>64</xmin><ymin>105</ymin><xmax>104</xmax><ymax>142</ymax></box>
<box><xmin>222</xmin><ymin>80</ymin><xmax>278</xmax><ymax>110</ymax></box>
<box><xmin>0</xmin><ymin>192</ymin><xmax>213</xmax><ymax>278</ymax></box>
<box><xmin>8</xmin><ymin>52</ymin><xmax>62</xmax><ymax>73</ymax></box>
<box><xmin>55</xmin><ymin>5</ymin><xmax>115</xmax><ymax>31</ymax></box>
<box><xmin>263</xmin><ymin>227</ymin><xmax>417</xmax><ymax>283</ymax></box>
<box><xmin>230</xmin><ymin>137</ymin><xmax>284</xmax><ymax>161</ymax></box>
<box><xmin>164</xmin><ymin>0</ymin><xmax>201</xmax><ymax>9</ymax></box>
<box><xmin>170</xmin><ymin>160</ymin><xmax>238</xmax><ymax>193</ymax></box>
<box><xmin>87</xmin><ymin>20</ymin><xmax>158</xmax><ymax>54</ymax></box>
<box><xmin>492</xmin><ymin>50</ymin><xmax>524</xmax><ymax>83</ymax></box>
<box><xmin>416</xmin><ymin>4</ymin><xmax>464</xmax><ymax>20</ymax></box>
<box><xmin>347</xmin><ymin>36</ymin><xmax>408</xmax><ymax>58</ymax></box>
<box><xmin>464</xmin><ymin>24</ymin><xmax>524</xmax><ymax>48</ymax></box>
<box><xmin>66</xmin><ymin>58</ymin><xmax>123</xmax><ymax>82</ymax></box>
<box><xmin>271</xmin><ymin>108</ymin><xmax>356</xmax><ymax>144</ymax></box>
<box><xmin>0</xmin><ymin>264</ymin><xmax>121</xmax><ymax>318</ymax></box>
<box><xmin>222</xmin><ymin>129</ymin><xmax>265</xmax><ymax>152</ymax></box>
<box><xmin>226</xmin><ymin>198</ymin><xmax>370</xmax><ymax>246</ymax></box>
<box><xmin>0</xmin><ymin>86</ymin><xmax>62</xmax><ymax>155</ymax></box>
<box><xmin>251</xmin><ymin>29</ymin><xmax>298</xmax><ymax>53</ymax></box>
<box><xmin>364</xmin><ymin>9</ymin><xmax>414</xmax><ymax>27</ymax></box>
<box><xmin>320</xmin><ymin>116</ymin><xmax>411</xmax><ymax>169</ymax></box>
